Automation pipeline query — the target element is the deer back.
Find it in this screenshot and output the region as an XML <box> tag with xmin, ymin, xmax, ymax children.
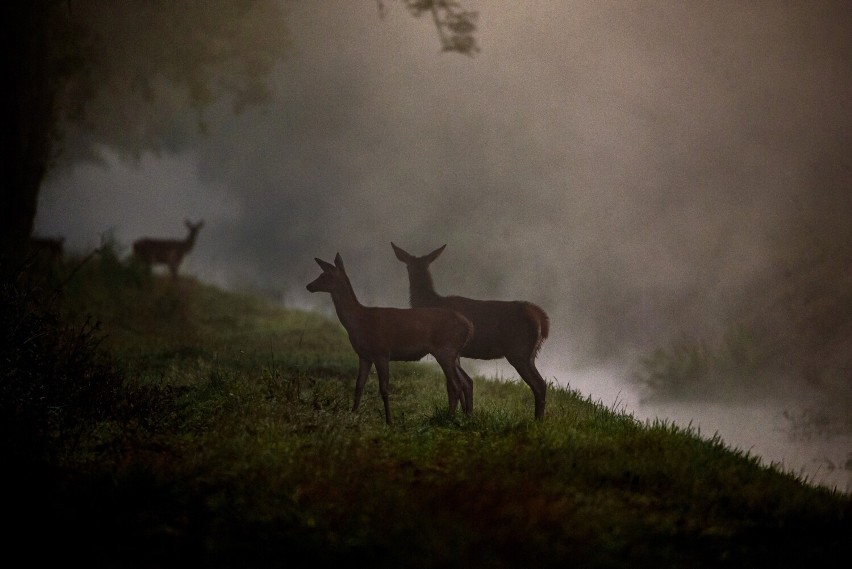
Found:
<box><xmin>132</xmin><ymin>219</ymin><xmax>203</xmax><ymax>263</ymax></box>
<box><xmin>392</xmin><ymin>242</ymin><xmax>549</xmax><ymax>359</ymax></box>
<box><xmin>307</xmin><ymin>253</ymin><xmax>472</xmax><ymax>361</ymax></box>
<box><xmin>29</xmin><ymin>236</ymin><xmax>64</xmax><ymax>259</ymax></box>
<box><xmin>349</xmin><ymin>306</ymin><xmax>472</xmax><ymax>361</ymax></box>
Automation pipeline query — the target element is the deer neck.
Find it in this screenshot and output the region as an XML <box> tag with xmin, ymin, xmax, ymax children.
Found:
<box><xmin>330</xmin><ymin>275</ymin><xmax>365</xmax><ymax>330</ymax></box>
<box><xmin>184</xmin><ymin>231</ymin><xmax>198</xmax><ymax>251</ymax></box>
<box><xmin>409</xmin><ymin>269</ymin><xmax>441</xmax><ymax>306</ymax></box>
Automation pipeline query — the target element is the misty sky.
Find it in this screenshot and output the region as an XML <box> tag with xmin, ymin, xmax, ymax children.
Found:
<box><xmin>36</xmin><ymin>0</ymin><xmax>851</xmax><ymax>373</ymax></box>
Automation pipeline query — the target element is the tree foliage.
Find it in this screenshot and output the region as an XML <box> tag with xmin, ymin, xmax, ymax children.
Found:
<box><xmin>385</xmin><ymin>0</ymin><xmax>479</xmax><ymax>55</ymax></box>
<box><xmin>2</xmin><ymin>0</ymin><xmax>479</xmax><ymax>261</ymax></box>
<box><xmin>54</xmin><ymin>0</ymin><xmax>292</xmax><ymax>163</ymax></box>
<box><xmin>2</xmin><ymin>0</ymin><xmax>292</xmax><ymax>261</ymax></box>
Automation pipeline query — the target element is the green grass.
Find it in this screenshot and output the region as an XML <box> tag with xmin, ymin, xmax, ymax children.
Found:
<box><xmin>3</xmin><ymin>250</ymin><xmax>851</xmax><ymax>568</ymax></box>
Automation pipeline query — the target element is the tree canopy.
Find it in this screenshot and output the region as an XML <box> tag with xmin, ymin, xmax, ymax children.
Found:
<box><xmin>1</xmin><ymin>0</ymin><xmax>478</xmax><ymax>261</ymax></box>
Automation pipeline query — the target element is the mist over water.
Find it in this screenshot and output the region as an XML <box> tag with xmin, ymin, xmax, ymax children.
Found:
<box><xmin>36</xmin><ymin>1</ymin><xmax>851</xmax><ymax>492</ymax></box>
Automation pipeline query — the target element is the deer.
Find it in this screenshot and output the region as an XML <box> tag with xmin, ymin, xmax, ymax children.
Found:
<box><xmin>28</xmin><ymin>236</ymin><xmax>64</xmax><ymax>260</ymax></box>
<box><xmin>306</xmin><ymin>253</ymin><xmax>475</xmax><ymax>425</ymax></box>
<box><xmin>392</xmin><ymin>243</ymin><xmax>550</xmax><ymax>419</ymax></box>
<box><xmin>132</xmin><ymin>219</ymin><xmax>204</xmax><ymax>280</ymax></box>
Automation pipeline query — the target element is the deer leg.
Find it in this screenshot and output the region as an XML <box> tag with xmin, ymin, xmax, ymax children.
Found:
<box><xmin>375</xmin><ymin>358</ymin><xmax>393</xmax><ymax>425</ymax></box>
<box><xmin>455</xmin><ymin>361</ymin><xmax>474</xmax><ymax>415</ymax></box>
<box><xmin>353</xmin><ymin>357</ymin><xmax>372</xmax><ymax>413</ymax></box>
<box><xmin>436</xmin><ymin>357</ymin><xmax>462</xmax><ymax>416</ymax></box>
<box><xmin>508</xmin><ymin>356</ymin><xmax>547</xmax><ymax>420</ymax></box>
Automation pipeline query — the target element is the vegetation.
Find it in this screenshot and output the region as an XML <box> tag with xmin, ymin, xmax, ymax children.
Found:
<box><xmin>3</xmin><ymin>248</ymin><xmax>850</xmax><ymax>568</ymax></box>
<box><xmin>631</xmin><ymin>237</ymin><xmax>852</xmax><ymax>406</ymax></box>
<box><xmin>2</xmin><ymin>1</ymin><xmax>478</xmax><ymax>259</ymax></box>
<box><xmin>630</xmin><ymin>326</ymin><xmax>765</xmax><ymax>401</ymax></box>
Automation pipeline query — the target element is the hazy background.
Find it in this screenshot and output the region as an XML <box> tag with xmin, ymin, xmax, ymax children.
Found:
<box><xmin>35</xmin><ymin>1</ymin><xmax>851</xmax><ymax>491</ymax></box>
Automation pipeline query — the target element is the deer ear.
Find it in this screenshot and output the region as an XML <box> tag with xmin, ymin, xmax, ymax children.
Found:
<box><xmin>391</xmin><ymin>242</ymin><xmax>413</xmax><ymax>263</ymax></box>
<box><xmin>315</xmin><ymin>257</ymin><xmax>335</xmax><ymax>272</ymax></box>
<box><xmin>425</xmin><ymin>244</ymin><xmax>446</xmax><ymax>263</ymax></box>
<box><xmin>334</xmin><ymin>253</ymin><xmax>345</xmax><ymax>271</ymax></box>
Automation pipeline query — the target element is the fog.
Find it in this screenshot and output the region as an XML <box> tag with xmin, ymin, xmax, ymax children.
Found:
<box><xmin>35</xmin><ymin>1</ymin><xmax>851</xmax><ymax>492</ymax></box>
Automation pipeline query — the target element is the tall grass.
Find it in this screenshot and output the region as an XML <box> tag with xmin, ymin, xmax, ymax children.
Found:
<box><xmin>3</xmin><ymin>249</ymin><xmax>850</xmax><ymax>568</ymax></box>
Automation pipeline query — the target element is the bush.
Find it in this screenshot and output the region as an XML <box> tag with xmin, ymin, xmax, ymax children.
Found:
<box><xmin>0</xmin><ymin>261</ymin><xmax>127</xmax><ymax>462</ymax></box>
<box><xmin>0</xmin><ymin>255</ymin><xmax>183</xmax><ymax>470</ymax></box>
<box><xmin>631</xmin><ymin>326</ymin><xmax>764</xmax><ymax>400</ymax></box>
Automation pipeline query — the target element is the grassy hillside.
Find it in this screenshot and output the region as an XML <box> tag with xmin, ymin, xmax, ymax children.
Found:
<box><xmin>3</xmin><ymin>249</ymin><xmax>851</xmax><ymax>568</ymax></box>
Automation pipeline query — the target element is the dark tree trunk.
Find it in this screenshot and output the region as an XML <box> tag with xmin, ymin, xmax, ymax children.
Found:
<box><xmin>2</xmin><ymin>1</ymin><xmax>56</xmax><ymax>264</ymax></box>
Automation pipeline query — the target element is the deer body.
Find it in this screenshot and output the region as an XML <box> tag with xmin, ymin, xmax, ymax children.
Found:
<box><xmin>307</xmin><ymin>253</ymin><xmax>474</xmax><ymax>425</ymax></box>
<box><xmin>29</xmin><ymin>236</ymin><xmax>64</xmax><ymax>260</ymax></box>
<box><xmin>392</xmin><ymin>243</ymin><xmax>550</xmax><ymax>419</ymax></box>
<box><xmin>133</xmin><ymin>219</ymin><xmax>203</xmax><ymax>279</ymax></box>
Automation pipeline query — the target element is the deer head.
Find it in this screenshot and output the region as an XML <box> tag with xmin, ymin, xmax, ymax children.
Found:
<box><xmin>306</xmin><ymin>253</ymin><xmax>346</xmax><ymax>293</ymax></box>
<box><xmin>185</xmin><ymin>219</ymin><xmax>204</xmax><ymax>239</ymax></box>
<box><xmin>392</xmin><ymin>242</ymin><xmax>446</xmax><ymax>267</ymax></box>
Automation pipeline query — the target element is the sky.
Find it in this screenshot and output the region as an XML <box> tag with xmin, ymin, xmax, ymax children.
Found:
<box><xmin>35</xmin><ymin>1</ymin><xmax>851</xmax><ymax>490</ymax></box>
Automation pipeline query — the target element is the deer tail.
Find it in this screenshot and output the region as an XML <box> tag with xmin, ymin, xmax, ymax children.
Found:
<box><xmin>524</xmin><ymin>303</ymin><xmax>550</xmax><ymax>355</ymax></box>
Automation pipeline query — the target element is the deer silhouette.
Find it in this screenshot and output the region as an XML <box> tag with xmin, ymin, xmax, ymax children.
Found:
<box><xmin>306</xmin><ymin>253</ymin><xmax>475</xmax><ymax>425</ymax></box>
<box><xmin>29</xmin><ymin>236</ymin><xmax>64</xmax><ymax>261</ymax></box>
<box><xmin>392</xmin><ymin>243</ymin><xmax>550</xmax><ymax>419</ymax></box>
<box><xmin>132</xmin><ymin>219</ymin><xmax>204</xmax><ymax>279</ymax></box>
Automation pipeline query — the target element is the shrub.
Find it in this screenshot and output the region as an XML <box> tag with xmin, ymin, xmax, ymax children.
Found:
<box><xmin>0</xmin><ymin>256</ymin><xmax>181</xmax><ymax>469</ymax></box>
<box><xmin>631</xmin><ymin>326</ymin><xmax>765</xmax><ymax>400</ymax></box>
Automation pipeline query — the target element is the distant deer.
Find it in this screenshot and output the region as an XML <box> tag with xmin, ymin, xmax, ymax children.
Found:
<box><xmin>392</xmin><ymin>243</ymin><xmax>550</xmax><ymax>419</ymax></box>
<box><xmin>306</xmin><ymin>253</ymin><xmax>475</xmax><ymax>425</ymax></box>
<box><xmin>132</xmin><ymin>219</ymin><xmax>204</xmax><ymax>279</ymax></box>
<box><xmin>29</xmin><ymin>236</ymin><xmax>65</xmax><ymax>261</ymax></box>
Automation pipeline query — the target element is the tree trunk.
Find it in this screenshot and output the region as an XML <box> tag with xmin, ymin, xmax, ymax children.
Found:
<box><xmin>2</xmin><ymin>1</ymin><xmax>55</xmax><ymax>264</ymax></box>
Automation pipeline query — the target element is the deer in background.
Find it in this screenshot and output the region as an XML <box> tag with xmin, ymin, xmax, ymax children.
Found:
<box><xmin>392</xmin><ymin>243</ymin><xmax>550</xmax><ymax>419</ymax></box>
<box><xmin>306</xmin><ymin>253</ymin><xmax>475</xmax><ymax>425</ymax></box>
<box><xmin>29</xmin><ymin>236</ymin><xmax>65</xmax><ymax>261</ymax></box>
<box><xmin>132</xmin><ymin>219</ymin><xmax>204</xmax><ymax>280</ymax></box>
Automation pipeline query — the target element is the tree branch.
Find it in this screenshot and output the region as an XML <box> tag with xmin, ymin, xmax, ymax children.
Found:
<box><xmin>403</xmin><ymin>0</ymin><xmax>479</xmax><ymax>56</ymax></box>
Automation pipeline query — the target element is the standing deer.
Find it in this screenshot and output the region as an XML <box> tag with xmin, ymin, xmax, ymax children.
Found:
<box><xmin>306</xmin><ymin>253</ymin><xmax>475</xmax><ymax>425</ymax></box>
<box><xmin>29</xmin><ymin>236</ymin><xmax>65</xmax><ymax>261</ymax></box>
<box><xmin>392</xmin><ymin>243</ymin><xmax>550</xmax><ymax>419</ymax></box>
<box><xmin>132</xmin><ymin>219</ymin><xmax>204</xmax><ymax>280</ymax></box>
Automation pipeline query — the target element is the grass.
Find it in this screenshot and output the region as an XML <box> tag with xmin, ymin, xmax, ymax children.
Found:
<box><xmin>3</xmin><ymin>248</ymin><xmax>851</xmax><ymax>568</ymax></box>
